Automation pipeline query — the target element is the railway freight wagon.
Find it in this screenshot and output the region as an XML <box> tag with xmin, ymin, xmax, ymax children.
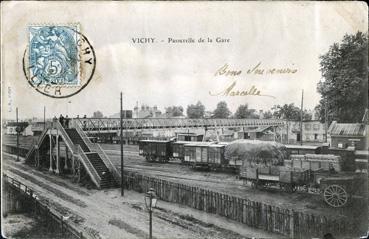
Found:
<box><xmin>172</xmin><ymin>141</ymin><xmax>188</xmax><ymax>163</ymax></box>
<box><xmin>138</xmin><ymin>139</ymin><xmax>172</xmax><ymax>162</ymax></box>
<box><xmin>183</xmin><ymin>142</ymin><xmax>228</xmax><ymax>168</ymax></box>
<box><xmin>285</xmin><ymin>144</ymin><xmax>325</xmax><ymax>155</ymax></box>
<box><xmin>138</xmin><ymin>134</ymin><xmax>206</xmax><ymax>163</ymax></box>
<box><xmin>285</xmin><ymin>154</ymin><xmax>341</xmax><ymax>172</ymax></box>
<box><xmin>241</xmin><ymin>166</ymin><xmax>310</xmax><ymax>193</ymax></box>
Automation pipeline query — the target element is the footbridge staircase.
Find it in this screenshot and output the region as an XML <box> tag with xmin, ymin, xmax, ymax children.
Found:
<box><xmin>26</xmin><ymin>120</ymin><xmax>120</xmax><ymax>189</ymax></box>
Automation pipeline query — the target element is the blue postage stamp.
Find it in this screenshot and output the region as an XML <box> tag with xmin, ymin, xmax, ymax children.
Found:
<box><xmin>29</xmin><ymin>25</ymin><xmax>80</xmax><ymax>86</ymax></box>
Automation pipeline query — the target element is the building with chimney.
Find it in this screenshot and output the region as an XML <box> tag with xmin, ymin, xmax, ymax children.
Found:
<box><xmin>133</xmin><ymin>105</ymin><xmax>162</xmax><ymax>118</ymax></box>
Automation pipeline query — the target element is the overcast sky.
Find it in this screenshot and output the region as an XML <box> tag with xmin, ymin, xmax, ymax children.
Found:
<box><xmin>1</xmin><ymin>1</ymin><xmax>367</xmax><ymax>120</ymax></box>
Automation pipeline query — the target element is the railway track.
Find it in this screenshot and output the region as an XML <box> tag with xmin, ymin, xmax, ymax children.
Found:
<box><xmin>122</xmin><ymin>164</ymin><xmax>242</xmax><ymax>186</ymax></box>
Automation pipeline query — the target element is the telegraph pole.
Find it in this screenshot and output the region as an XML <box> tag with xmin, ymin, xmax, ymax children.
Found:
<box><xmin>120</xmin><ymin>92</ymin><xmax>124</xmax><ymax>196</ymax></box>
<box><xmin>300</xmin><ymin>90</ymin><xmax>304</xmax><ymax>145</ymax></box>
<box><xmin>16</xmin><ymin>107</ymin><xmax>20</xmax><ymax>162</ymax></box>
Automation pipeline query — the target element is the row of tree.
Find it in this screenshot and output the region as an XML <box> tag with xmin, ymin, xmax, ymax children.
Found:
<box><xmin>165</xmin><ymin>101</ymin><xmax>312</xmax><ymax>120</ymax></box>
<box><xmin>92</xmin><ymin>101</ymin><xmax>313</xmax><ymax>120</ymax></box>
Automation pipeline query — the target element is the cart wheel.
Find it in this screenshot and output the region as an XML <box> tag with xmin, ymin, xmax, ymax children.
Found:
<box><xmin>323</xmin><ymin>184</ymin><xmax>348</xmax><ymax>208</ymax></box>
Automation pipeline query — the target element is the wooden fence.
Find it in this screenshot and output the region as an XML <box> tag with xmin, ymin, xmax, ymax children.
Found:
<box><xmin>3</xmin><ymin>174</ymin><xmax>85</xmax><ymax>239</ymax></box>
<box><xmin>123</xmin><ymin>171</ymin><xmax>356</xmax><ymax>238</ymax></box>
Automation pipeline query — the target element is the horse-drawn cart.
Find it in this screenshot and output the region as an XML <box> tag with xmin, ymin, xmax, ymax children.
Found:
<box><xmin>240</xmin><ymin>165</ymin><xmax>362</xmax><ymax>208</ymax></box>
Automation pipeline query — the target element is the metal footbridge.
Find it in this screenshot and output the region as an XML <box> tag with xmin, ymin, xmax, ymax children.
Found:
<box><xmin>25</xmin><ymin>120</ymin><xmax>120</xmax><ymax>189</ymax></box>
<box><xmin>73</xmin><ymin>118</ymin><xmax>285</xmax><ymax>133</ymax></box>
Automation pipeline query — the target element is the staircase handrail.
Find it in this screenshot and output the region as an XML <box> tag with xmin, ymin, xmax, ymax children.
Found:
<box><xmin>76</xmin><ymin>145</ymin><xmax>101</xmax><ymax>189</ymax></box>
<box><xmin>73</xmin><ymin>121</ymin><xmax>95</xmax><ymax>151</ymax></box>
<box><xmin>73</xmin><ymin>122</ymin><xmax>120</xmax><ymax>184</ymax></box>
<box><xmin>25</xmin><ymin>128</ymin><xmax>49</xmax><ymax>160</ymax></box>
<box><xmin>54</xmin><ymin>120</ymin><xmax>78</xmax><ymax>154</ymax></box>
<box><xmin>55</xmin><ymin>120</ymin><xmax>101</xmax><ymax>188</ymax></box>
<box><xmin>95</xmin><ymin>143</ymin><xmax>121</xmax><ymax>184</ymax></box>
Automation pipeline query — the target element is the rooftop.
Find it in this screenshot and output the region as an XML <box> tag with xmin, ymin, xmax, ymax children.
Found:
<box><xmin>328</xmin><ymin>121</ymin><xmax>367</xmax><ymax>137</ymax></box>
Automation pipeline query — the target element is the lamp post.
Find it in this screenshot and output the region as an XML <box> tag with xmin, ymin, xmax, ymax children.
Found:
<box><xmin>144</xmin><ymin>188</ymin><xmax>157</xmax><ymax>239</ymax></box>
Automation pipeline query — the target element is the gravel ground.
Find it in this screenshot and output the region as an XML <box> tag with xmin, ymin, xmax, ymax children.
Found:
<box><xmin>3</xmin><ymin>154</ymin><xmax>280</xmax><ymax>239</ymax></box>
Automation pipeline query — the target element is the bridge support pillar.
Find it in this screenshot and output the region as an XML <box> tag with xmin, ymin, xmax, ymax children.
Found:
<box><xmin>64</xmin><ymin>146</ymin><xmax>69</xmax><ymax>170</ymax></box>
<box><xmin>35</xmin><ymin>146</ymin><xmax>40</xmax><ymax>168</ymax></box>
<box><xmin>71</xmin><ymin>155</ymin><xmax>75</xmax><ymax>174</ymax></box>
<box><xmin>49</xmin><ymin>132</ymin><xmax>53</xmax><ymax>172</ymax></box>
<box><xmin>55</xmin><ymin>133</ymin><xmax>60</xmax><ymax>174</ymax></box>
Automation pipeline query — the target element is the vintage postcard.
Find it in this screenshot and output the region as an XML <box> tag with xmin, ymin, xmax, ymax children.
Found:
<box><xmin>1</xmin><ymin>1</ymin><xmax>368</xmax><ymax>239</ymax></box>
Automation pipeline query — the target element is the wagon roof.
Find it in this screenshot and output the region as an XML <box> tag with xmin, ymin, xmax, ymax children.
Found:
<box><xmin>285</xmin><ymin>144</ymin><xmax>321</xmax><ymax>150</ymax></box>
<box><xmin>184</xmin><ymin>142</ymin><xmax>215</xmax><ymax>147</ymax></box>
<box><xmin>139</xmin><ymin>139</ymin><xmax>171</xmax><ymax>143</ymax></box>
<box><xmin>209</xmin><ymin>144</ymin><xmax>226</xmax><ymax>148</ymax></box>
<box><xmin>176</xmin><ymin>133</ymin><xmax>203</xmax><ymax>136</ymax></box>
<box><xmin>328</xmin><ymin>121</ymin><xmax>367</xmax><ymax>137</ymax></box>
<box><xmin>172</xmin><ymin>140</ymin><xmax>193</xmax><ymax>145</ymax></box>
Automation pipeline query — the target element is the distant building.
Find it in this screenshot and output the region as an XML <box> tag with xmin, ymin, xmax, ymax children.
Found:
<box><xmin>6</xmin><ymin>125</ymin><xmax>17</xmax><ymax>135</ymax></box>
<box><xmin>31</xmin><ymin>122</ymin><xmax>46</xmax><ymax>135</ymax></box>
<box><xmin>122</xmin><ymin>110</ymin><xmax>133</xmax><ymax>118</ymax></box>
<box><xmin>110</xmin><ymin>110</ymin><xmax>133</xmax><ymax>118</ymax></box>
<box><xmin>23</xmin><ymin>125</ymin><xmax>34</xmax><ymax>136</ymax></box>
<box><xmin>133</xmin><ymin>105</ymin><xmax>161</xmax><ymax>118</ymax></box>
<box><xmin>236</xmin><ymin>126</ymin><xmax>275</xmax><ymax>141</ymax></box>
<box><xmin>328</xmin><ymin>121</ymin><xmax>367</xmax><ymax>150</ymax></box>
<box><xmin>285</xmin><ymin>120</ymin><xmax>326</xmax><ymax>144</ymax></box>
<box><xmin>5</xmin><ymin>122</ymin><xmax>29</xmax><ymax>135</ymax></box>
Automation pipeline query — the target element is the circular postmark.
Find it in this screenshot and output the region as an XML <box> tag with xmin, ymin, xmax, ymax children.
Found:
<box><xmin>23</xmin><ymin>25</ymin><xmax>96</xmax><ymax>98</ymax></box>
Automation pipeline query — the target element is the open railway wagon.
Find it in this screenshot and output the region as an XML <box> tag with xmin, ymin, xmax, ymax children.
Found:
<box><xmin>240</xmin><ymin>153</ymin><xmax>366</xmax><ymax>208</ymax></box>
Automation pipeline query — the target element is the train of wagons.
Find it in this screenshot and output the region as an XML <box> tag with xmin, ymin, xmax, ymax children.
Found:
<box><xmin>138</xmin><ymin>137</ymin><xmax>366</xmax><ymax>208</ymax></box>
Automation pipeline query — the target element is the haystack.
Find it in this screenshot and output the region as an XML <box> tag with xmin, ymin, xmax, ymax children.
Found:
<box><xmin>224</xmin><ymin>139</ymin><xmax>288</xmax><ymax>166</ymax></box>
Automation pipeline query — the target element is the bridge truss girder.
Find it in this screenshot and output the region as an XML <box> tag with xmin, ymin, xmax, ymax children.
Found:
<box><xmin>72</xmin><ymin>118</ymin><xmax>285</xmax><ymax>132</ymax></box>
